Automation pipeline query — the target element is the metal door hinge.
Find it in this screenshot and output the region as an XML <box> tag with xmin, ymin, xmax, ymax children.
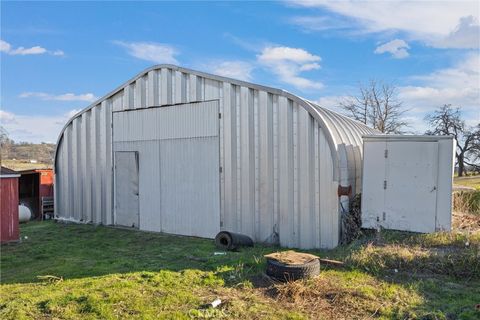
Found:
<box><xmin>219</xmin><ymin>166</ymin><xmax>223</xmax><ymax>173</ymax></box>
<box><xmin>219</xmin><ymin>113</ymin><xmax>222</xmax><ymax>119</ymax></box>
<box><xmin>383</xmin><ymin>180</ymin><xmax>387</xmax><ymax>189</ymax></box>
<box><xmin>384</xmin><ymin>149</ymin><xmax>388</xmax><ymax>158</ymax></box>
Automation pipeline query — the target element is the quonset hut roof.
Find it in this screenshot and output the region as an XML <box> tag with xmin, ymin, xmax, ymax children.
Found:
<box><xmin>56</xmin><ymin>64</ymin><xmax>377</xmax><ymax>185</ymax></box>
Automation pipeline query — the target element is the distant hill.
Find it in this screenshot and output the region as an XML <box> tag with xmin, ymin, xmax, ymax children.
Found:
<box><xmin>1</xmin><ymin>142</ymin><xmax>55</xmax><ymax>169</ymax></box>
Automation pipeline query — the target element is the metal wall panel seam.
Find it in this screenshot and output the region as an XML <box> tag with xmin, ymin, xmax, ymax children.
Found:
<box><xmin>147</xmin><ymin>70</ymin><xmax>158</xmax><ymax>106</ymax></box>
<box><xmin>235</xmin><ymin>85</ymin><xmax>241</xmax><ymax>232</ymax></box>
<box><xmin>79</xmin><ymin>116</ymin><xmax>87</xmax><ymax>221</ymax></box>
<box><xmin>66</xmin><ymin>126</ymin><xmax>73</xmax><ymax>219</ymax></box>
<box><xmin>314</xmin><ymin>123</ymin><xmax>321</xmax><ymax>248</ymax></box>
<box><xmin>272</xmin><ymin>94</ymin><xmax>279</xmax><ymax>243</ymax></box>
<box><xmin>219</xmin><ymin>84</ymin><xmax>225</xmax><ymax>229</ymax></box>
<box><xmin>222</xmin><ymin>83</ymin><xmax>236</xmax><ymax>230</ymax></box>
<box><xmin>292</xmin><ymin>101</ymin><xmax>299</xmax><ymax>247</ymax></box>
<box><xmin>254</xmin><ymin>89</ymin><xmax>260</xmax><ymax>240</ymax></box>
<box><xmin>105</xmin><ymin>99</ymin><xmax>113</xmax><ymax>225</ymax></box>
<box><xmin>278</xmin><ymin>96</ymin><xmax>294</xmax><ymax>247</ymax></box>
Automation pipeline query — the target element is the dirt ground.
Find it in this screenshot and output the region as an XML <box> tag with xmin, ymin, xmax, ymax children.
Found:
<box><xmin>453</xmin><ymin>211</ymin><xmax>480</xmax><ymax>232</ymax></box>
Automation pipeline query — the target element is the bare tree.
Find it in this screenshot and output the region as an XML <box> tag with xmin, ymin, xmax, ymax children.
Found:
<box><xmin>340</xmin><ymin>80</ymin><xmax>409</xmax><ymax>133</ymax></box>
<box><xmin>425</xmin><ymin>104</ymin><xmax>480</xmax><ymax>176</ymax></box>
<box><xmin>0</xmin><ymin>126</ymin><xmax>14</xmax><ymax>161</ymax></box>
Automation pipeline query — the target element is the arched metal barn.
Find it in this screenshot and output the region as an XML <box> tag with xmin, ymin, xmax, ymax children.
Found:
<box><xmin>55</xmin><ymin>65</ymin><xmax>377</xmax><ymax>249</ymax></box>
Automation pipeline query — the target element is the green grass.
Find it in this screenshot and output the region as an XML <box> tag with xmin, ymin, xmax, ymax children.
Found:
<box><xmin>1</xmin><ymin>222</ymin><xmax>480</xmax><ymax>319</ymax></box>
<box><xmin>454</xmin><ymin>175</ymin><xmax>480</xmax><ymax>190</ymax></box>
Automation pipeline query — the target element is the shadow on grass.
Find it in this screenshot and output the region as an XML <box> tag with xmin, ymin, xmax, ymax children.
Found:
<box><xmin>1</xmin><ymin>221</ymin><xmax>289</xmax><ymax>285</ymax></box>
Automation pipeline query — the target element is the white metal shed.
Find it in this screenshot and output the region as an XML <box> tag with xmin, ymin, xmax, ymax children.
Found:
<box><xmin>54</xmin><ymin>65</ymin><xmax>377</xmax><ymax>249</ymax></box>
<box><xmin>361</xmin><ymin>135</ymin><xmax>455</xmax><ymax>233</ymax></box>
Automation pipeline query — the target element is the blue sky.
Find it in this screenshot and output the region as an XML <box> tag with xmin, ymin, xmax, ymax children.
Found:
<box><xmin>1</xmin><ymin>1</ymin><xmax>479</xmax><ymax>143</ymax></box>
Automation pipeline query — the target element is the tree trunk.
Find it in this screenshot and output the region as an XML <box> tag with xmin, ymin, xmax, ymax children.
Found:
<box><xmin>458</xmin><ymin>154</ymin><xmax>465</xmax><ymax>177</ymax></box>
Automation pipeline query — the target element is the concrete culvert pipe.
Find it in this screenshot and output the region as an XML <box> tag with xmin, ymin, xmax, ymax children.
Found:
<box><xmin>215</xmin><ymin>231</ymin><xmax>254</xmax><ymax>251</ymax></box>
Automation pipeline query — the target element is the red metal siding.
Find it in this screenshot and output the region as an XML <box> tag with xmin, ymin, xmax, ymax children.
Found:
<box><xmin>1</xmin><ymin>177</ymin><xmax>20</xmax><ymax>243</ymax></box>
<box><xmin>38</xmin><ymin>169</ymin><xmax>54</xmax><ymax>198</ymax></box>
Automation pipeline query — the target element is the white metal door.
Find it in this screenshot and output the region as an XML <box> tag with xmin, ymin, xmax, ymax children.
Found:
<box><xmin>114</xmin><ymin>151</ymin><xmax>140</xmax><ymax>228</ymax></box>
<box><xmin>384</xmin><ymin>141</ymin><xmax>438</xmax><ymax>232</ymax></box>
<box><xmin>159</xmin><ymin>137</ymin><xmax>220</xmax><ymax>238</ymax></box>
<box><xmin>361</xmin><ymin>141</ymin><xmax>387</xmax><ymax>229</ymax></box>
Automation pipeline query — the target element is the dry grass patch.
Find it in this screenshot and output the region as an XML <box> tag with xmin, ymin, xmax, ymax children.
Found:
<box><xmin>453</xmin><ymin>190</ymin><xmax>480</xmax><ymax>214</ymax></box>
<box><xmin>453</xmin><ymin>211</ymin><xmax>480</xmax><ymax>232</ymax></box>
<box><xmin>346</xmin><ymin>230</ymin><xmax>480</xmax><ymax>279</ymax></box>
<box><xmin>271</xmin><ymin>270</ymin><xmax>421</xmax><ymax>320</ymax></box>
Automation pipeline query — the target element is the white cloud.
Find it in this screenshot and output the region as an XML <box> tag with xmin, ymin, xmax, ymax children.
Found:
<box><xmin>0</xmin><ymin>39</ymin><xmax>64</xmax><ymax>56</ymax></box>
<box><xmin>312</xmin><ymin>53</ymin><xmax>479</xmax><ymax>133</ymax></box>
<box><xmin>209</xmin><ymin>60</ymin><xmax>254</xmax><ymax>81</ymax></box>
<box><xmin>315</xmin><ymin>95</ymin><xmax>348</xmax><ymax>110</ymax></box>
<box><xmin>52</xmin><ymin>50</ymin><xmax>65</xmax><ymax>56</ymax></box>
<box><xmin>396</xmin><ymin>53</ymin><xmax>480</xmax><ymax>132</ymax></box>
<box><xmin>0</xmin><ymin>110</ymin><xmax>18</xmax><ymax>124</ymax></box>
<box><xmin>289</xmin><ymin>1</ymin><xmax>479</xmax><ymax>49</ymax></box>
<box><xmin>10</xmin><ymin>46</ymin><xmax>47</xmax><ymax>55</ymax></box>
<box><xmin>434</xmin><ymin>15</ymin><xmax>480</xmax><ymax>49</ymax></box>
<box><xmin>0</xmin><ymin>109</ymin><xmax>81</xmax><ymax>143</ymax></box>
<box><xmin>114</xmin><ymin>41</ymin><xmax>178</xmax><ymax>64</ymax></box>
<box><xmin>259</xmin><ymin>46</ymin><xmax>321</xmax><ymax>64</ymax></box>
<box><xmin>19</xmin><ymin>92</ymin><xmax>97</xmax><ymax>103</ymax></box>
<box><xmin>399</xmin><ymin>53</ymin><xmax>479</xmax><ymax>112</ymax></box>
<box><xmin>290</xmin><ymin>15</ymin><xmax>350</xmax><ymax>32</ymax></box>
<box><xmin>0</xmin><ymin>40</ymin><xmax>12</xmax><ymax>52</ymax></box>
<box><xmin>374</xmin><ymin>39</ymin><xmax>410</xmax><ymax>59</ymax></box>
<box><xmin>257</xmin><ymin>46</ymin><xmax>323</xmax><ymax>90</ymax></box>
<box><xmin>65</xmin><ymin>109</ymin><xmax>82</xmax><ymax>118</ymax></box>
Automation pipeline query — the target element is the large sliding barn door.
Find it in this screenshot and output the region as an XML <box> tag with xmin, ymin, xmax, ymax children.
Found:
<box><xmin>113</xmin><ymin>101</ymin><xmax>220</xmax><ymax>238</ymax></box>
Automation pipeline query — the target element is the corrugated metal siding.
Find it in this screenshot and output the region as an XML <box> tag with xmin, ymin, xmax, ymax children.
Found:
<box><xmin>55</xmin><ymin>65</ymin><xmax>376</xmax><ymax>249</ymax></box>
<box><xmin>159</xmin><ymin>137</ymin><xmax>220</xmax><ymax>238</ymax></box>
<box><xmin>113</xmin><ymin>101</ymin><xmax>219</xmax><ymax>142</ymax></box>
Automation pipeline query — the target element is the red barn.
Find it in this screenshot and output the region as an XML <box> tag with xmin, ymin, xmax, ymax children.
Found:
<box><xmin>1</xmin><ymin>166</ymin><xmax>20</xmax><ymax>243</ymax></box>
<box><xmin>18</xmin><ymin>168</ymin><xmax>54</xmax><ymax>219</ymax></box>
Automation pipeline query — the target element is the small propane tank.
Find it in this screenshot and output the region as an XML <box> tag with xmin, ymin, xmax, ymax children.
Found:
<box><xmin>18</xmin><ymin>204</ymin><xmax>32</xmax><ymax>223</ymax></box>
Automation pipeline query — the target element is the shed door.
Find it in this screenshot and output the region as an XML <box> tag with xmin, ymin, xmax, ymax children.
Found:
<box><xmin>160</xmin><ymin>137</ymin><xmax>220</xmax><ymax>238</ymax></box>
<box><xmin>114</xmin><ymin>151</ymin><xmax>139</xmax><ymax>228</ymax></box>
<box><xmin>384</xmin><ymin>141</ymin><xmax>438</xmax><ymax>233</ymax></box>
<box><xmin>361</xmin><ymin>141</ymin><xmax>387</xmax><ymax>229</ymax></box>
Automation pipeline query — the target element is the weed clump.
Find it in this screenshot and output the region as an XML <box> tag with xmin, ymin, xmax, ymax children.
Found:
<box><xmin>453</xmin><ymin>190</ymin><xmax>480</xmax><ymax>214</ymax></box>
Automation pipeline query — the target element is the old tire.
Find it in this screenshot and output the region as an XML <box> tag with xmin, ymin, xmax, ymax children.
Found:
<box><xmin>266</xmin><ymin>258</ymin><xmax>320</xmax><ymax>281</ymax></box>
